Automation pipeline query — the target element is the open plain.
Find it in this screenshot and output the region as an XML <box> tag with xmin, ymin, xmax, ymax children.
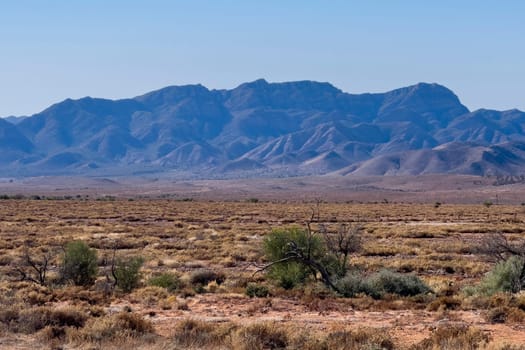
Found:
<box><xmin>1</xmin><ymin>176</ymin><xmax>525</xmax><ymax>348</ymax></box>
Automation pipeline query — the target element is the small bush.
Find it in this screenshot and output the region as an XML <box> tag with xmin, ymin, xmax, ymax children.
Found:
<box><xmin>473</xmin><ymin>256</ymin><xmax>524</xmax><ymax>296</ymax></box>
<box><xmin>337</xmin><ymin>270</ymin><xmax>431</xmax><ymax>299</ymax></box>
<box><xmin>190</xmin><ymin>269</ymin><xmax>226</xmax><ymax>287</ymax></box>
<box><xmin>61</xmin><ymin>241</ymin><xmax>98</xmax><ymax>286</ymax></box>
<box><xmin>325</xmin><ymin>327</ymin><xmax>395</xmax><ymax>350</ymax></box>
<box><xmin>70</xmin><ymin>312</ymin><xmax>153</xmax><ymax>342</ymax></box>
<box><xmin>412</xmin><ymin>325</ymin><xmax>490</xmax><ymax>350</ymax></box>
<box><xmin>246</xmin><ymin>284</ymin><xmax>270</xmax><ymax>298</ymax></box>
<box><xmin>114</xmin><ymin>256</ymin><xmax>144</xmax><ymax>293</ymax></box>
<box><xmin>172</xmin><ymin>318</ymin><xmax>227</xmax><ymax>348</ymax></box>
<box><xmin>485</xmin><ymin>306</ymin><xmax>509</xmax><ymax>324</ymax></box>
<box><xmin>232</xmin><ymin>322</ymin><xmax>288</xmax><ymax>350</ymax></box>
<box><xmin>365</xmin><ymin>269</ymin><xmax>432</xmax><ymax>298</ymax></box>
<box><xmin>148</xmin><ymin>273</ymin><xmax>181</xmax><ymax>292</ymax></box>
<box><xmin>335</xmin><ymin>271</ymin><xmax>366</xmax><ymax>298</ymax></box>
<box><xmin>427</xmin><ymin>296</ymin><xmax>462</xmax><ymax>311</ymax></box>
<box><xmin>263</xmin><ymin>227</ymin><xmax>325</xmax><ymax>289</ymax></box>
<box><xmin>270</xmin><ymin>262</ymin><xmax>309</xmax><ymax>290</ymax></box>
<box><xmin>4</xmin><ymin>306</ymin><xmax>86</xmax><ymax>334</ymax></box>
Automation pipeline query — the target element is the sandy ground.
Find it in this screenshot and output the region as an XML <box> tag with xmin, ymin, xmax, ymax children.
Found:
<box><xmin>2</xmin><ymin>174</ymin><xmax>525</xmax><ymax>203</ymax></box>
<box><xmin>109</xmin><ymin>293</ymin><xmax>525</xmax><ymax>347</ymax></box>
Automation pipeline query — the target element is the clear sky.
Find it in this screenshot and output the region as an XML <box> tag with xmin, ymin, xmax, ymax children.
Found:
<box><xmin>1</xmin><ymin>0</ymin><xmax>524</xmax><ymax>116</ymax></box>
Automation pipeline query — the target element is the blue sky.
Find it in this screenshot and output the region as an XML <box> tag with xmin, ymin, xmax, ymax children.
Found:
<box><xmin>1</xmin><ymin>1</ymin><xmax>524</xmax><ymax>116</ymax></box>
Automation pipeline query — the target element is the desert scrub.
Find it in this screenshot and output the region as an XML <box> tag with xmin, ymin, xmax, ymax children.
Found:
<box><xmin>246</xmin><ymin>283</ymin><xmax>270</xmax><ymax>298</ymax></box>
<box><xmin>148</xmin><ymin>272</ymin><xmax>181</xmax><ymax>292</ymax></box>
<box><xmin>336</xmin><ymin>269</ymin><xmax>431</xmax><ymax>299</ymax></box>
<box><xmin>172</xmin><ymin>318</ymin><xmax>232</xmax><ymax>348</ymax></box>
<box><xmin>190</xmin><ymin>269</ymin><xmax>226</xmax><ymax>289</ymax></box>
<box><xmin>323</xmin><ymin>327</ymin><xmax>395</xmax><ymax>350</ymax></box>
<box><xmin>60</xmin><ymin>241</ymin><xmax>98</xmax><ymax>286</ymax></box>
<box><xmin>412</xmin><ymin>324</ymin><xmax>490</xmax><ymax>349</ymax></box>
<box><xmin>262</xmin><ymin>227</ymin><xmax>325</xmax><ymax>289</ymax></box>
<box><xmin>465</xmin><ymin>256</ymin><xmax>525</xmax><ymax>296</ymax></box>
<box><xmin>114</xmin><ymin>256</ymin><xmax>144</xmax><ymax>293</ymax></box>
<box><xmin>68</xmin><ymin>312</ymin><xmax>153</xmax><ymax>343</ymax></box>
<box><xmin>0</xmin><ymin>305</ymin><xmax>86</xmax><ymax>334</ymax></box>
<box><xmin>232</xmin><ymin>322</ymin><xmax>288</xmax><ymax>350</ymax></box>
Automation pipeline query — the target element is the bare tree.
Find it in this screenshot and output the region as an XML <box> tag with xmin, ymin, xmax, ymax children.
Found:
<box><xmin>320</xmin><ymin>222</ymin><xmax>362</xmax><ymax>277</ymax></box>
<box><xmin>478</xmin><ymin>231</ymin><xmax>525</xmax><ymax>262</ymax></box>
<box><xmin>13</xmin><ymin>248</ymin><xmax>53</xmax><ymax>286</ymax></box>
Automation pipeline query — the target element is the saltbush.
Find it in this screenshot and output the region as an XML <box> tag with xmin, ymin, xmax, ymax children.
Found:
<box><xmin>474</xmin><ymin>256</ymin><xmax>525</xmax><ymax>295</ymax></box>
<box><xmin>336</xmin><ymin>269</ymin><xmax>431</xmax><ymax>299</ymax></box>
<box><xmin>366</xmin><ymin>269</ymin><xmax>432</xmax><ymax>298</ymax></box>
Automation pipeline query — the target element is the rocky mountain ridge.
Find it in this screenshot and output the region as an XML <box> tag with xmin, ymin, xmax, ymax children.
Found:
<box><xmin>1</xmin><ymin>79</ymin><xmax>524</xmax><ymax>177</ymax></box>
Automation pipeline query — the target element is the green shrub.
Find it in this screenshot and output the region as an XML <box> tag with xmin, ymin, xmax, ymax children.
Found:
<box><xmin>114</xmin><ymin>256</ymin><xmax>144</xmax><ymax>293</ymax></box>
<box><xmin>61</xmin><ymin>241</ymin><xmax>98</xmax><ymax>286</ymax></box>
<box><xmin>263</xmin><ymin>227</ymin><xmax>325</xmax><ymax>289</ymax></box>
<box><xmin>365</xmin><ymin>269</ymin><xmax>432</xmax><ymax>298</ymax></box>
<box><xmin>267</xmin><ymin>262</ymin><xmax>309</xmax><ymax>290</ymax></box>
<box><xmin>246</xmin><ymin>284</ymin><xmax>270</xmax><ymax>298</ymax></box>
<box><xmin>336</xmin><ymin>269</ymin><xmax>431</xmax><ymax>299</ymax></box>
<box><xmin>335</xmin><ymin>271</ymin><xmax>365</xmax><ymax>298</ymax></box>
<box><xmin>471</xmin><ymin>256</ymin><xmax>524</xmax><ymax>296</ymax></box>
<box><xmin>148</xmin><ymin>273</ymin><xmax>181</xmax><ymax>292</ymax></box>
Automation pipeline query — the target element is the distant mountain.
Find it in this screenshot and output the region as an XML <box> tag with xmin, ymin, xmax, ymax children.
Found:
<box><xmin>3</xmin><ymin>116</ymin><xmax>28</xmax><ymax>125</ymax></box>
<box><xmin>1</xmin><ymin>79</ymin><xmax>524</xmax><ymax>177</ymax></box>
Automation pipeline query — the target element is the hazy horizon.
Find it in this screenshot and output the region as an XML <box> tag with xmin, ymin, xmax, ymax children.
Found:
<box><xmin>1</xmin><ymin>0</ymin><xmax>524</xmax><ymax>116</ymax></box>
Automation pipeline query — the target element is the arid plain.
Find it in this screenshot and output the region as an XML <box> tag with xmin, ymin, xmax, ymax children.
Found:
<box><xmin>1</xmin><ymin>175</ymin><xmax>525</xmax><ymax>349</ymax></box>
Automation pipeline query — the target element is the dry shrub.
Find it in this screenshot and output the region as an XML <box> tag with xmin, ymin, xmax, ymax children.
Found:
<box><xmin>506</xmin><ymin>307</ymin><xmax>525</xmax><ymax>323</ymax></box>
<box><xmin>55</xmin><ymin>286</ymin><xmax>107</xmax><ymax>306</ymax></box>
<box><xmin>489</xmin><ymin>293</ymin><xmax>512</xmax><ymax>308</ymax></box>
<box><xmin>290</xmin><ymin>332</ymin><xmax>329</xmax><ymax>350</ymax></box>
<box><xmin>190</xmin><ymin>269</ymin><xmax>226</xmax><ymax>287</ymax></box>
<box><xmin>427</xmin><ymin>296</ymin><xmax>461</xmax><ymax>311</ymax></box>
<box><xmin>487</xmin><ymin>345</ymin><xmax>525</xmax><ymax>350</ymax></box>
<box><xmin>324</xmin><ymin>327</ymin><xmax>395</xmax><ymax>350</ymax></box>
<box><xmin>131</xmin><ymin>286</ymin><xmax>169</xmax><ymax>306</ymax></box>
<box><xmin>14</xmin><ymin>282</ymin><xmax>55</xmax><ymax>305</ymax></box>
<box><xmin>412</xmin><ymin>324</ymin><xmax>490</xmax><ymax>350</ymax></box>
<box><xmin>172</xmin><ymin>318</ymin><xmax>231</xmax><ymax>348</ymax></box>
<box><xmin>484</xmin><ymin>307</ymin><xmax>509</xmax><ymax>324</ymax></box>
<box><xmin>484</xmin><ymin>306</ymin><xmax>525</xmax><ymax>324</ymax></box>
<box><xmin>2</xmin><ymin>305</ymin><xmax>86</xmax><ymax>334</ymax></box>
<box><xmin>69</xmin><ymin>312</ymin><xmax>153</xmax><ymax>343</ymax></box>
<box><xmin>0</xmin><ymin>303</ymin><xmax>22</xmax><ymax>327</ymax></box>
<box><xmin>231</xmin><ymin>322</ymin><xmax>288</xmax><ymax>350</ymax></box>
<box><xmin>462</xmin><ymin>295</ymin><xmax>491</xmax><ymax>310</ymax></box>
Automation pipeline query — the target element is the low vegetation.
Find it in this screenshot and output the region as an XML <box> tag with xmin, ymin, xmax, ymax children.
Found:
<box><xmin>1</xmin><ymin>199</ymin><xmax>525</xmax><ymax>348</ymax></box>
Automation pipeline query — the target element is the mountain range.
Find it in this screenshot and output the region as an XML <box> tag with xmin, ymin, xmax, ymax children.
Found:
<box><xmin>1</xmin><ymin>79</ymin><xmax>525</xmax><ymax>178</ymax></box>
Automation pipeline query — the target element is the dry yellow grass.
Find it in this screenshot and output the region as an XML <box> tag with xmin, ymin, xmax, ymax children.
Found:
<box><xmin>1</xmin><ymin>199</ymin><xmax>525</xmax><ymax>348</ymax></box>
